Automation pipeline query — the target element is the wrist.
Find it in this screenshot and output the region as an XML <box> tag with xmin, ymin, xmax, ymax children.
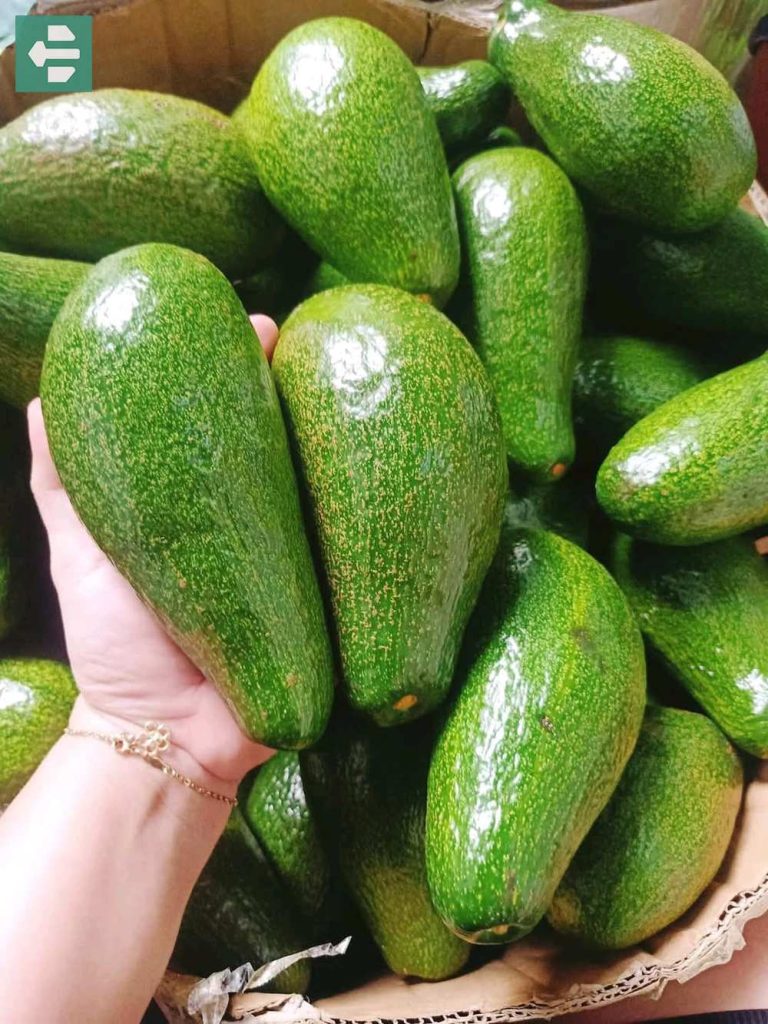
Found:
<box><xmin>67</xmin><ymin>697</ymin><xmax>239</xmax><ymax>804</ymax></box>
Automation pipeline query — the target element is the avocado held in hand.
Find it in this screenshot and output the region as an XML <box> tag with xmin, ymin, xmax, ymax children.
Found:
<box><xmin>426</xmin><ymin>529</ymin><xmax>646</xmax><ymax>943</ymax></box>
<box><xmin>242</xmin><ymin>18</ymin><xmax>459</xmax><ymax>306</ymax></box>
<box><xmin>0</xmin><ymin>90</ymin><xmax>282</xmax><ymax>277</ymax></box>
<box><xmin>549</xmin><ymin>705</ymin><xmax>743</xmax><ymax>949</ymax></box>
<box><xmin>40</xmin><ymin>243</ymin><xmax>334</xmax><ymax>749</ymax></box>
<box><xmin>452</xmin><ymin>147</ymin><xmax>587</xmax><ymax>481</ymax></box>
<box><xmin>0</xmin><ymin>251</ymin><xmax>89</xmax><ymax>408</ymax></box>
<box><xmin>488</xmin><ymin>0</ymin><xmax>755</xmax><ymax>233</ymax></box>
<box><xmin>273</xmin><ymin>285</ymin><xmax>507</xmax><ymax>726</ymax></box>
<box><xmin>597</xmin><ymin>356</ymin><xmax>768</xmax><ymax>545</ymax></box>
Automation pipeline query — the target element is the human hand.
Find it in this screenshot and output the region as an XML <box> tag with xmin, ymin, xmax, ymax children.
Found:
<box><xmin>28</xmin><ymin>314</ymin><xmax>279</xmax><ymax>785</ymax></box>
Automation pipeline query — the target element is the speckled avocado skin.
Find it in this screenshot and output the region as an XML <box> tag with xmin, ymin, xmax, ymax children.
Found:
<box><xmin>426</xmin><ymin>529</ymin><xmax>646</xmax><ymax>943</ymax></box>
<box><xmin>488</xmin><ymin>0</ymin><xmax>755</xmax><ymax>233</ymax></box>
<box><xmin>594</xmin><ymin>209</ymin><xmax>768</xmax><ymax>338</ymax></box>
<box><xmin>0</xmin><ymin>252</ymin><xmax>89</xmax><ymax>408</ymax></box>
<box><xmin>611</xmin><ymin>533</ymin><xmax>768</xmax><ymax>758</ymax></box>
<box><xmin>244</xmin><ymin>751</ymin><xmax>331</xmax><ymax>924</ymax></box>
<box><xmin>0</xmin><ymin>658</ymin><xmax>77</xmax><ymax>806</ymax></box>
<box><xmin>574</xmin><ymin>335</ymin><xmax>717</xmax><ymax>462</ymax></box>
<box><xmin>417</xmin><ymin>61</ymin><xmax>510</xmax><ymax>153</ymax></box>
<box><xmin>596</xmin><ymin>357</ymin><xmax>768</xmax><ymax>544</ymax></box>
<box><xmin>40</xmin><ymin>244</ymin><xmax>334</xmax><ymax>749</ymax></box>
<box><xmin>453</xmin><ymin>148</ymin><xmax>587</xmax><ymax>481</ymax></box>
<box><xmin>243</xmin><ymin>18</ymin><xmax>459</xmax><ymax>307</ymax></box>
<box><xmin>302</xmin><ymin>711</ymin><xmax>470</xmax><ymax>980</ymax></box>
<box><xmin>0</xmin><ymin>90</ymin><xmax>282</xmax><ymax>277</ymax></box>
<box><xmin>273</xmin><ymin>285</ymin><xmax>507</xmax><ymax>727</ymax></box>
<box><xmin>549</xmin><ymin>705</ymin><xmax>743</xmax><ymax>950</ymax></box>
<box><xmin>176</xmin><ymin>808</ymin><xmax>310</xmax><ymax>991</ymax></box>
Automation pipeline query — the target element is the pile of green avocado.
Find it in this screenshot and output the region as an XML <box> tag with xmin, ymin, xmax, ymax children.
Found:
<box><xmin>0</xmin><ymin>0</ymin><xmax>765</xmax><ymax>994</ymax></box>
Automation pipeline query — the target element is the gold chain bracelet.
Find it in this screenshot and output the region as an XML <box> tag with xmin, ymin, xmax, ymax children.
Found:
<box><xmin>64</xmin><ymin>720</ymin><xmax>237</xmax><ymax>807</ymax></box>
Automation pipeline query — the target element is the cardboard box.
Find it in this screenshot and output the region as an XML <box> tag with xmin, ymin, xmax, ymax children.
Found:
<box><xmin>1</xmin><ymin>3</ymin><xmax>766</xmax><ymax>1021</ymax></box>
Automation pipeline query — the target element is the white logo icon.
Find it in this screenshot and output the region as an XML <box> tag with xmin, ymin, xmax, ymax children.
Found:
<box><xmin>28</xmin><ymin>24</ymin><xmax>80</xmax><ymax>84</ymax></box>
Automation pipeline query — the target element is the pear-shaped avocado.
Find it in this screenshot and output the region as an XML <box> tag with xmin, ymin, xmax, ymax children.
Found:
<box><xmin>242</xmin><ymin>18</ymin><xmax>459</xmax><ymax>306</ymax></box>
<box><xmin>273</xmin><ymin>284</ymin><xmax>507</xmax><ymax>726</ymax></box>
<box><xmin>41</xmin><ymin>243</ymin><xmax>334</xmax><ymax>749</ymax></box>
<box><xmin>489</xmin><ymin>0</ymin><xmax>755</xmax><ymax>232</ymax></box>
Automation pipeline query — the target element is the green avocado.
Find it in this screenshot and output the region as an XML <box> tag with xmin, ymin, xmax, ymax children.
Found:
<box><xmin>304</xmin><ymin>261</ymin><xmax>348</xmax><ymax>298</ymax></box>
<box><xmin>596</xmin><ymin>356</ymin><xmax>768</xmax><ymax>544</ymax></box>
<box><xmin>417</xmin><ymin>61</ymin><xmax>510</xmax><ymax>153</ymax></box>
<box><xmin>242</xmin><ymin>18</ymin><xmax>459</xmax><ymax>306</ymax></box>
<box><xmin>244</xmin><ymin>751</ymin><xmax>332</xmax><ymax>925</ymax></box>
<box><xmin>574</xmin><ymin>335</ymin><xmax>717</xmax><ymax>462</ymax></box>
<box><xmin>302</xmin><ymin>710</ymin><xmax>470</xmax><ymax>980</ymax></box>
<box><xmin>0</xmin><ymin>90</ymin><xmax>282</xmax><ymax>277</ymax></box>
<box><xmin>488</xmin><ymin>0</ymin><xmax>755</xmax><ymax>232</ymax></box>
<box><xmin>0</xmin><ymin>252</ymin><xmax>89</xmax><ymax>408</ymax></box>
<box><xmin>0</xmin><ymin>658</ymin><xmax>77</xmax><ymax>806</ymax></box>
<box><xmin>426</xmin><ymin>529</ymin><xmax>646</xmax><ymax>943</ymax></box>
<box><xmin>40</xmin><ymin>244</ymin><xmax>334</xmax><ymax>748</ymax></box>
<box><xmin>175</xmin><ymin>808</ymin><xmax>311</xmax><ymax>991</ymax></box>
<box><xmin>273</xmin><ymin>285</ymin><xmax>507</xmax><ymax>726</ymax></box>
<box><xmin>593</xmin><ymin>210</ymin><xmax>768</xmax><ymax>339</ymax></box>
<box><xmin>611</xmin><ymin>533</ymin><xmax>768</xmax><ymax>758</ymax></box>
<box><xmin>503</xmin><ymin>474</ymin><xmax>591</xmax><ymax>548</ymax></box>
<box><xmin>549</xmin><ymin>705</ymin><xmax>743</xmax><ymax>949</ymax></box>
<box><xmin>452</xmin><ymin>147</ymin><xmax>587</xmax><ymax>481</ymax></box>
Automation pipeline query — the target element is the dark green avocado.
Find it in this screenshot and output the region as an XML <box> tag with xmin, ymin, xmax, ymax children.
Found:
<box><xmin>417</xmin><ymin>60</ymin><xmax>510</xmax><ymax>153</ymax></box>
<box><xmin>302</xmin><ymin>710</ymin><xmax>470</xmax><ymax>980</ymax></box>
<box><xmin>242</xmin><ymin>18</ymin><xmax>459</xmax><ymax>306</ymax></box>
<box><xmin>0</xmin><ymin>89</ymin><xmax>282</xmax><ymax>277</ymax></box>
<box><xmin>597</xmin><ymin>356</ymin><xmax>768</xmax><ymax>544</ymax></box>
<box><xmin>611</xmin><ymin>532</ymin><xmax>768</xmax><ymax>758</ymax></box>
<box><xmin>488</xmin><ymin>0</ymin><xmax>755</xmax><ymax>232</ymax></box>
<box><xmin>549</xmin><ymin>705</ymin><xmax>743</xmax><ymax>949</ymax></box>
<box><xmin>40</xmin><ymin>243</ymin><xmax>334</xmax><ymax>748</ymax></box>
<box><xmin>426</xmin><ymin>528</ymin><xmax>646</xmax><ymax>943</ymax></box>
<box><xmin>0</xmin><ymin>251</ymin><xmax>89</xmax><ymax>408</ymax></box>
<box><xmin>273</xmin><ymin>284</ymin><xmax>507</xmax><ymax>727</ymax></box>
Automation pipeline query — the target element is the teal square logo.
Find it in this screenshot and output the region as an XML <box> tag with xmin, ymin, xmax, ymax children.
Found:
<box><xmin>15</xmin><ymin>15</ymin><xmax>92</xmax><ymax>93</ymax></box>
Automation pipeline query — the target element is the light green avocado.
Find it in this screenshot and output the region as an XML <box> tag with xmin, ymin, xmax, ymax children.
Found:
<box><xmin>273</xmin><ymin>285</ymin><xmax>507</xmax><ymax>727</ymax></box>
<box><xmin>488</xmin><ymin>0</ymin><xmax>755</xmax><ymax>232</ymax></box>
<box><xmin>0</xmin><ymin>89</ymin><xmax>283</xmax><ymax>277</ymax></box>
<box><xmin>549</xmin><ymin>705</ymin><xmax>743</xmax><ymax>950</ymax></box>
<box><xmin>41</xmin><ymin>244</ymin><xmax>334</xmax><ymax>749</ymax></box>
<box><xmin>426</xmin><ymin>529</ymin><xmax>646</xmax><ymax>943</ymax></box>
<box><xmin>0</xmin><ymin>658</ymin><xmax>77</xmax><ymax>806</ymax></box>
<box><xmin>242</xmin><ymin>18</ymin><xmax>459</xmax><ymax>306</ymax></box>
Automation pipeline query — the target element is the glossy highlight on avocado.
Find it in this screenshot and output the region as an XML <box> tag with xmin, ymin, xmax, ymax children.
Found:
<box><xmin>273</xmin><ymin>285</ymin><xmax>507</xmax><ymax>726</ymax></box>
<box><xmin>597</xmin><ymin>356</ymin><xmax>768</xmax><ymax>544</ymax></box>
<box><xmin>549</xmin><ymin>705</ymin><xmax>743</xmax><ymax>949</ymax></box>
<box><xmin>611</xmin><ymin>533</ymin><xmax>768</xmax><ymax>758</ymax></box>
<box><xmin>0</xmin><ymin>251</ymin><xmax>89</xmax><ymax>408</ymax></box>
<box><xmin>488</xmin><ymin>0</ymin><xmax>756</xmax><ymax>232</ymax></box>
<box><xmin>452</xmin><ymin>147</ymin><xmax>587</xmax><ymax>480</ymax></box>
<box><xmin>242</xmin><ymin>18</ymin><xmax>459</xmax><ymax>306</ymax></box>
<box><xmin>41</xmin><ymin>243</ymin><xmax>334</xmax><ymax>748</ymax></box>
<box><xmin>0</xmin><ymin>90</ymin><xmax>282</xmax><ymax>277</ymax></box>
<box><xmin>426</xmin><ymin>529</ymin><xmax>646</xmax><ymax>943</ymax></box>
